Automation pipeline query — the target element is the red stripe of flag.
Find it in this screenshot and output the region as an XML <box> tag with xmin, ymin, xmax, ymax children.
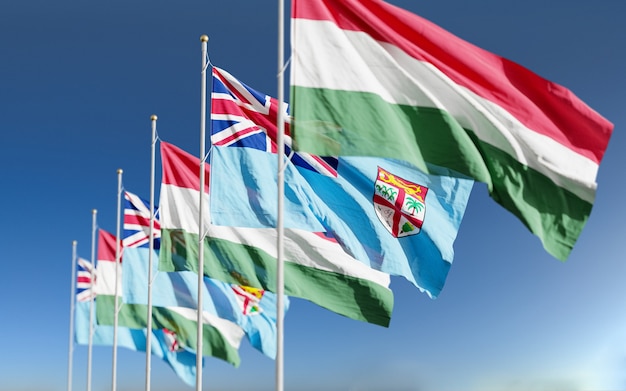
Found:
<box><xmin>161</xmin><ymin>142</ymin><xmax>210</xmax><ymax>192</ymax></box>
<box><xmin>293</xmin><ymin>0</ymin><xmax>613</xmax><ymax>163</ymax></box>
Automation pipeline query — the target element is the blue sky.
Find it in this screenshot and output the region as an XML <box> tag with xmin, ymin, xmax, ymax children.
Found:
<box><xmin>1</xmin><ymin>1</ymin><xmax>625</xmax><ymax>390</ymax></box>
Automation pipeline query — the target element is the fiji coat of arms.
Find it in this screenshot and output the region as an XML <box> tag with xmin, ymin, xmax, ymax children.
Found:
<box><xmin>231</xmin><ymin>285</ymin><xmax>265</xmax><ymax>316</ymax></box>
<box><xmin>162</xmin><ymin>328</ymin><xmax>183</xmax><ymax>352</ymax></box>
<box><xmin>373</xmin><ymin>167</ymin><xmax>428</xmax><ymax>238</ymax></box>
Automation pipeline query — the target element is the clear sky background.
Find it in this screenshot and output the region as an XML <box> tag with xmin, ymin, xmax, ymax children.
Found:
<box><xmin>1</xmin><ymin>1</ymin><xmax>625</xmax><ymax>390</ymax></box>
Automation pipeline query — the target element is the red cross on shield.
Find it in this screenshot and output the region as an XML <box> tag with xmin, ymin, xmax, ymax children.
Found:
<box><xmin>373</xmin><ymin>167</ymin><xmax>428</xmax><ymax>238</ymax></box>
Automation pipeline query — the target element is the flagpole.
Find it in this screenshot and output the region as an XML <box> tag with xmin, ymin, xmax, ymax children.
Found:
<box><xmin>196</xmin><ymin>34</ymin><xmax>209</xmax><ymax>391</ymax></box>
<box><xmin>67</xmin><ymin>240</ymin><xmax>77</xmax><ymax>391</ymax></box>
<box><xmin>145</xmin><ymin>114</ymin><xmax>158</xmax><ymax>391</ymax></box>
<box><xmin>112</xmin><ymin>168</ymin><xmax>123</xmax><ymax>391</ymax></box>
<box><xmin>276</xmin><ymin>0</ymin><xmax>286</xmax><ymax>390</ymax></box>
<box><xmin>87</xmin><ymin>209</ymin><xmax>97</xmax><ymax>391</ymax></box>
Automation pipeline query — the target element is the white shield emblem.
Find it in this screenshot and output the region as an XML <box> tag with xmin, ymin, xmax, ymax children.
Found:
<box><xmin>231</xmin><ymin>285</ymin><xmax>264</xmax><ymax>316</ymax></box>
<box><xmin>373</xmin><ymin>167</ymin><xmax>428</xmax><ymax>238</ymax></box>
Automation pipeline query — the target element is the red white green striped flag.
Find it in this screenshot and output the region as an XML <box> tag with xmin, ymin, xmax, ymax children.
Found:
<box><xmin>94</xmin><ymin>229</ymin><xmax>244</xmax><ymax>365</ymax></box>
<box><xmin>290</xmin><ymin>0</ymin><xmax>614</xmax><ymax>260</ymax></box>
<box><xmin>157</xmin><ymin>142</ymin><xmax>394</xmax><ymax>327</ymax></box>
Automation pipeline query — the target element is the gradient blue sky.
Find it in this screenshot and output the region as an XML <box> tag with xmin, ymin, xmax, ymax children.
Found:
<box><xmin>1</xmin><ymin>1</ymin><xmax>625</xmax><ymax>390</ymax></box>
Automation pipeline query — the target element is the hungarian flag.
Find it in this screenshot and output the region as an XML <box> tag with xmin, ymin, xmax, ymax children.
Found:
<box><xmin>93</xmin><ymin>229</ymin><xmax>245</xmax><ymax>366</ymax></box>
<box><xmin>157</xmin><ymin>141</ymin><xmax>394</xmax><ymax>327</ymax></box>
<box><xmin>290</xmin><ymin>0</ymin><xmax>614</xmax><ymax>260</ymax></box>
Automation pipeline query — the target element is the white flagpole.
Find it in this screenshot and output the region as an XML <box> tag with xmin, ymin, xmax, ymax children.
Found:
<box><xmin>87</xmin><ymin>209</ymin><xmax>97</xmax><ymax>391</ymax></box>
<box><xmin>67</xmin><ymin>240</ymin><xmax>77</xmax><ymax>391</ymax></box>
<box><xmin>276</xmin><ymin>0</ymin><xmax>286</xmax><ymax>390</ymax></box>
<box><xmin>112</xmin><ymin>168</ymin><xmax>123</xmax><ymax>391</ymax></box>
<box><xmin>145</xmin><ymin>114</ymin><xmax>158</xmax><ymax>391</ymax></box>
<box><xmin>196</xmin><ymin>34</ymin><xmax>209</xmax><ymax>391</ymax></box>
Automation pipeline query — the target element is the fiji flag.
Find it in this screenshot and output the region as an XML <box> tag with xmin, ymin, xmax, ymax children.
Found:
<box><xmin>73</xmin><ymin>257</ymin><xmax>199</xmax><ymax>386</ymax></box>
<box><xmin>75</xmin><ymin>257</ymin><xmax>104</xmax><ymax>346</ymax></box>
<box><xmin>211</xmin><ymin>67</ymin><xmax>335</xmax><ymax>230</ymax></box>
<box><xmin>123</xmin><ymin>190</ymin><xmax>288</xmax><ymax>359</ymax></box>
<box><xmin>208</xmin><ymin>67</ymin><xmax>474</xmax><ymax>298</ymax></box>
<box><xmin>76</xmin><ymin>257</ymin><xmax>95</xmax><ymax>303</ymax></box>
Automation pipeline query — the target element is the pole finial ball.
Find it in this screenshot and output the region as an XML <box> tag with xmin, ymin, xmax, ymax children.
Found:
<box><xmin>72</xmin><ymin>240</ymin><xmax>77</xmax><ymax>245</ymax></box>
<box><xmin>151</xmin><ymin>114</ymin><xmax>158</xmax><ymax>121</ymax></box>
<box><xmin>200</xmin><ymin>35</ymin><xmax>209</xmax><ymax>42</ymax></box>
<box><xmin>117</xmin><ymin>168</ymin><xmax>123</xmax><ymax>174</ymax></box>
<box><xmin>92</xmin><ymin>209</ymin><xmax>97</xmax><ymax>214</ymax></box>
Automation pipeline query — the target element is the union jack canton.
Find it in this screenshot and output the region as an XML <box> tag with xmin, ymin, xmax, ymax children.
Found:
<box><xmin>210</xmin><ymin>66</ymin><xmax>338</xmax><ymax>177</ymax></box>
<box><xmin>76</xmin><ymin>257</ymin><xmax>96</xmax><ymax>302</ymax></box>
<box><xmin>123</xmin><ymin>191</ymin><xmax>161</xmax><ymax>249</ymax></box>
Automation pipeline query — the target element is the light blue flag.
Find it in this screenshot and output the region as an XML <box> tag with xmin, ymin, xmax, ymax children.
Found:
<box><xmin>74</xmin><ymin>258</ymin><xmax>198</xmax><ymax>386</ymax></box>
<box><xmin>122</xmin><ymin>191</ymin><xmax>287</xmax><ymax>359</ymax></box>
<box><xmin>210</xmin><ymin>146</ymin><xmax>473</xmax><ymax>298</ymax></box>
<box><xmin>209</xmin><ymin>67</ymin><xmax>472</xmax><ymax>298</ymax></box>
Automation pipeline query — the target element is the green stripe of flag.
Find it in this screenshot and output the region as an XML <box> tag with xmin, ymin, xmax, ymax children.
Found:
<box><xmin>292</xmin><ymin>86</ymin><xmax>592</xmax><ymax>259</ymax></box>
<box><xmin>95</xmin><ymin>295</ymin><xmax>242</xmax><ymax>366</ymax></box>
<box><xmin>159</xmin><ymin>229</ymin><xmax>394</xmax><ymax>327</ymax></box>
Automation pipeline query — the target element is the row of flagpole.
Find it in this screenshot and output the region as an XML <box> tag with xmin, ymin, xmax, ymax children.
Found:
<box><xmin>68</xmin><ymin>14</ymin><xmax>288</xmax><ymax>389</ymax></box>
<box><xmin>65</xmin><ymin>96</ymin><xmax>180</xmax><ymax>391</ymax></box>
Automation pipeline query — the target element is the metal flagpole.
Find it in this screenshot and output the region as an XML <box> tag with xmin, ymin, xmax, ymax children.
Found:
<box><xmin>67</xmin><ymin>240</ymin><xmax>78</xmax><ymax>391</ymax></box>
<box><xmin>112</xmin><ymin>169</ymin><xmax>123</xmax><ymax>391</ymax></box>
<box><xmin>87</xmin><ymin>209</ymin><xmax>97</xmax><ymax>391</ymax></box>
<box><xmin>145</xmin><ymin>115</ymin><xmax>158</xmax><ymax>391</ymax></box>
<box><xmin>196</xmin><ymin>34</ymin><xmax>209</xmax><ymax>391</ymax></box>
<box><xmin>276</xmin><ymin>0</ymin><xmax>286</xmax><ymax>390</ymax></box>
